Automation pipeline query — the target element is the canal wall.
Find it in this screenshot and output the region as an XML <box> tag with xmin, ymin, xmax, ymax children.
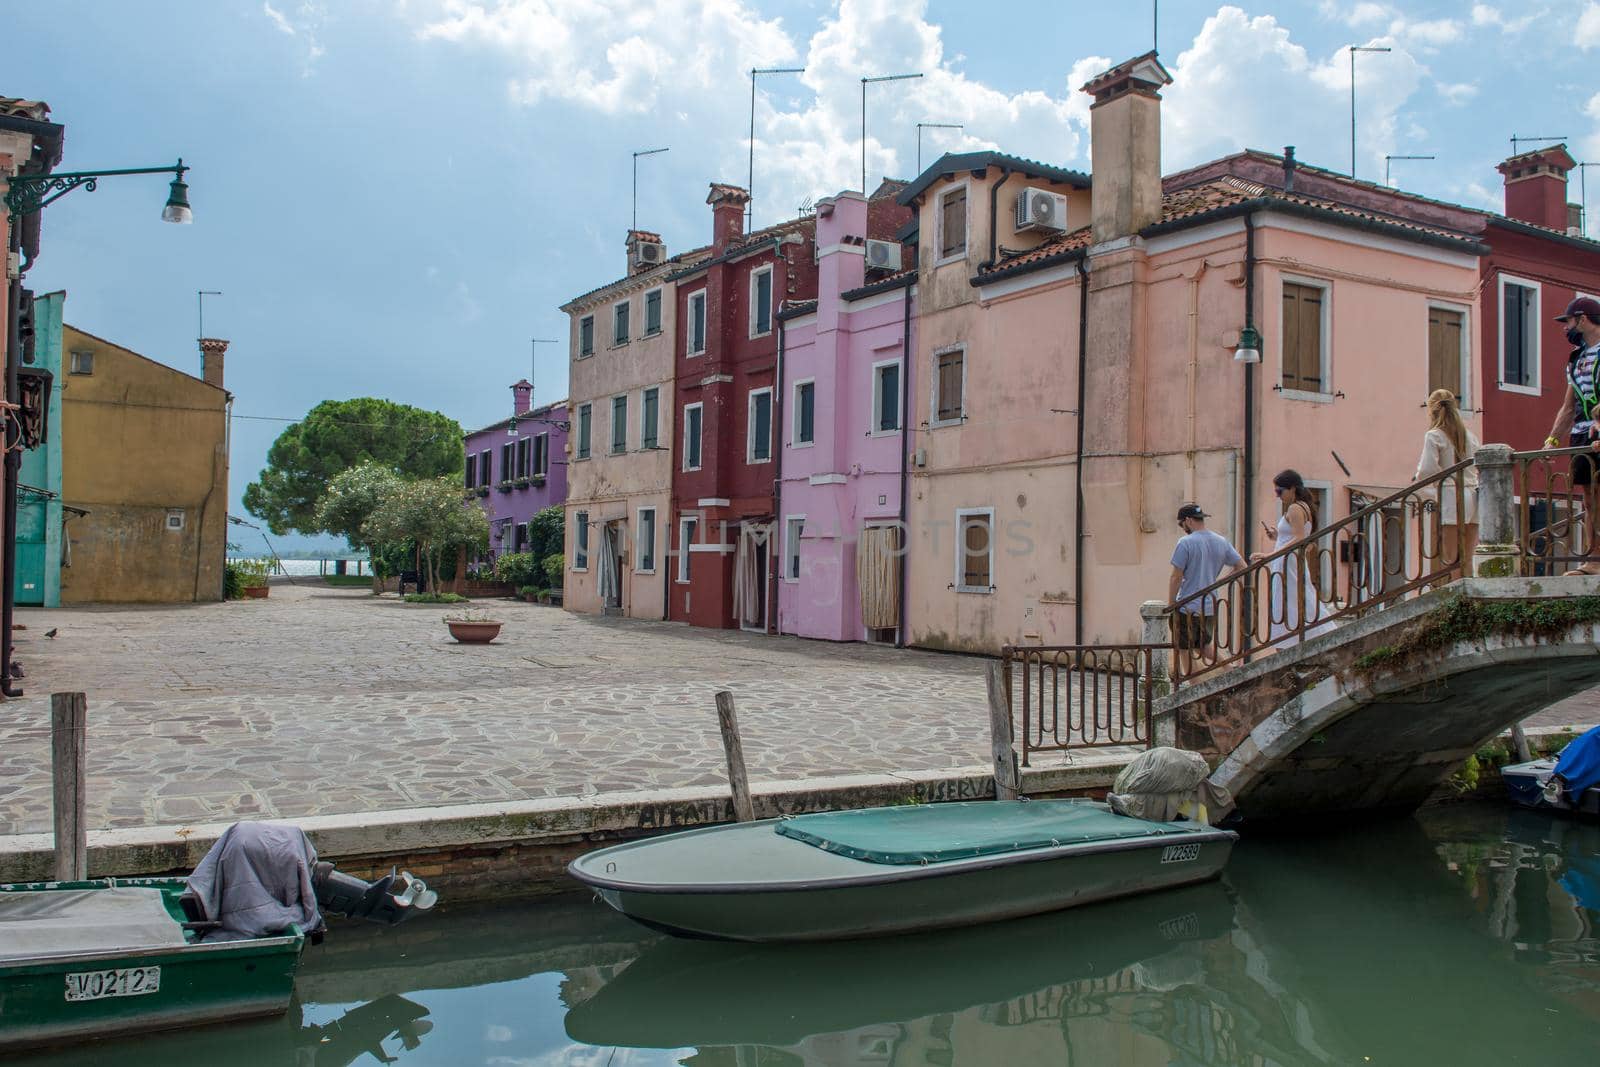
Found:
<box><xmin>0</xmin><ymin>756</ymin><xmax>1132</xmax><ymax>901</ymax></box>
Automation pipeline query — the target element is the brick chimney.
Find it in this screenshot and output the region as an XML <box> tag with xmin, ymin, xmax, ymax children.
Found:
<box><xmin>625</xmin><ymin>229</ymin><xmax>665</xmax><ymax>276</ymax></box>
<box><xmin>511</xmin><ymin>379</ymin><xmax>532</xmax><ymax>415</ymax></box>
<box><xmin>1081</xmin><ymin>52</ymin><xmax>1173</xmax><ymax>245</ymax></box>
<box><xmin>1497</xmin><ymin>145</ymin><xmax>1576</xmax><ymax>231</ymax></box>
<box><xmin>707</xmin><ymin>182</ymin><xmax>750</xmax><ymax>253</ymax></box>
<box><xmin>198</xmin><ymin>338</ymin><xmax>227</xmax><ymax>389</ymax></box>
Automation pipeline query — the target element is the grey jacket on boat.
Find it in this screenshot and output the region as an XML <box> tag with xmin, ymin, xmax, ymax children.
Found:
<box><xmin>186</xmin><ymin>821</ymin><xmax>324</xmax><ymax>940</ymax></box>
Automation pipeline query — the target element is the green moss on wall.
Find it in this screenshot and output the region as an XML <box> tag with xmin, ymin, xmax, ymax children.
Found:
<box><xmin>1351</xmin><ymin>594</ymin><xmax>1600</xmax><ymax>678</ymax></box>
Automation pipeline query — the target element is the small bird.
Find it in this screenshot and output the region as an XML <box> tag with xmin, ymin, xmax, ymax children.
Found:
<box><xmin>44</xmin><ymin>628</ymin><xmax>57</xmax><ymax>639</ymax></box>
<box><xmin>9</xmin><ymin>661</ymin><xmax>22</xmax><ymax>678</ymax></box>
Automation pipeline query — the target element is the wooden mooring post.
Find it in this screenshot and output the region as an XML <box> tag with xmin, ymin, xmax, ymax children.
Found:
<box><xmin>714</xmin><ymin>690</ymin><xmax>756</xmax><ymax>822</ymax></box>
<box><xmin>51</xmin><ymin>691</ymin><xmax>88</xmax><ymax>882</ymax></box>
<box><xmin>986</xmin><ymin>661</ymin><xmax>1021</xmax><ymax>801</ymax></box>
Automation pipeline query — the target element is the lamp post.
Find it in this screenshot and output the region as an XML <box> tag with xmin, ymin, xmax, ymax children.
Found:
<box><xmin>748</xmin><ymin>67</ymin><xmax>805</xmax><ymax>231</ymax></box>
<box><xmin>4</xmin><ymin>159</ymin><xmax>192</xmax><ymax>224</ymax></box>
<box><xmin>1383</xmin><ymin>154</ymin><xmax>1435</xmax><ymax>187</ymax></box>
<box><xmin>1347</xmin><ymin>46</ymin><xmax>1391</xmax><ymax>178</ymax></box>
<box><xmin>916</xmin><ymin>122</ymin><xmax>964</xmax><ymax>175</ymax></box>
<box><xmin>862</xmin><ymin>73</ymin><xmax>923</xmax><ymax>194</ymax></box>
<box><xmin>631</xmin><ymin>148</ymin><xmax>668</xmax><ymax>233</ymax></box>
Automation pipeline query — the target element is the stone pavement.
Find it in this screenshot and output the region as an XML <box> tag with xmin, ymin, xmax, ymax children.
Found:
<box><xmin>0</xmin><ymin>581</ymin><xmax>1594</xmax><ymax>837</ymax></box>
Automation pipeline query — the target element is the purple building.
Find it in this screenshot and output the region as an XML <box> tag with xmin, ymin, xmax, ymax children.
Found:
<box><xmin>463</xmin><ymin>380</ymin><xmax>569</xmax><ymax>561</ymax></box>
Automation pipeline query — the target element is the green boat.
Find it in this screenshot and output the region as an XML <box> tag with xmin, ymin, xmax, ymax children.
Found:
<box><xmin>568</xmin><ymin>799</ymin><xmax>1236</xmax><ymax>942</ymax></box>
<box><xmin>0</xmin><ymin>877</ymin><xmax>305</xmax><ymax>1052</ymax></box>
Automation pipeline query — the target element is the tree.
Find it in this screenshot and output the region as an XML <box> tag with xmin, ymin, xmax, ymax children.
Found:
<box><xmin>316</xmin><ymin>464</ymin><xmax>404</xmax><ymax>586</ymax></box>
<box><xmin>526</xmin><ymin>505</ymin><xmax>565</xmax><ymax>560</ymax></box>
<box><xmin>243</xmin><ymin>398</ymin><xmax>464</xmax><ymax>536</ymax></box>
<box><xmin>364</xmin><ymin>476</ymin><xmax>488</xmax><ymax>594</ymax></box>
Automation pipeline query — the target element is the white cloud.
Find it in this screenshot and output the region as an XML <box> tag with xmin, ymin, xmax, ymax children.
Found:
<box><xmin>1580</xmin><ymin>2</ymin><xmax>1600</xmax><ymax>49</ymax></box>
<box><xmin>485</xmin><ymin>1025</ymin><xmax>514</xmax><ymax>1042</ymax></box>
<box><xmin>260</xmin><ymin>2</ymin><xmax>327</xmax><ymax>74</ymax></box>
<box><xmin>1473</xmin><ymin>3</ymin><xmax>1538</xmax><ymax>34</ymax></box>
<box><xmin>1391</xmin><ymin>17</ymin><xmax>1462</xmax><ymax>49</ymax></box>
<box><xmin>263</xmin><ymin>2</ymin><xmax>295</xmax><ymax>35</ymax></box>
<box><xmin>1321</xmin><ymin>0</ymin><xmax>1391</xmax><ymax>26</ymax></box>
<box><xmin>1438</xmin><ymin>81</ymin><xmax>1479</xmax><ymax>105</ymax></box>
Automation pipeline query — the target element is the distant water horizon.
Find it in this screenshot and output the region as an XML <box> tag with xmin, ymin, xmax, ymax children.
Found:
<box><xmin>228</xmin><ymin>557</ymin><xmax>370</xmax><ymax>577</ymax></box>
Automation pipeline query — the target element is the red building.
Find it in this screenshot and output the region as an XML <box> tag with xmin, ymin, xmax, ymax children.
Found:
<box><xmin>668</xmin><ymin>181</ymin><xmax>909</xmax><ymax>630</ymax></box>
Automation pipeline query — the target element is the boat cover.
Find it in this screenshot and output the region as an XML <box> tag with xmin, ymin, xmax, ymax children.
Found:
<box><xmin>187</xmin><ymin>821</ymin><xmax>323</xmax><ymax>940</ymax></box>
<box><xmin>0</xmin><ymin>887</ymin><xmax>185</xmax><ymax>961</ymax></box>
<box><xmin>1553</xmin><ymin>724</ymin><xmax>1600</xmax><ymax>799</ymax></box>
<box><xmin>774</xmin><ymin>801</ymin><xmax>1197</xmax><ymax>865</ymax></box>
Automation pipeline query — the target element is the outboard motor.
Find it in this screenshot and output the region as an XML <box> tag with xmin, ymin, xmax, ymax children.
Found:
<box><xmin>313</xmin><ymin>861</ymin><xmax>438</xmax><ymax>925</ymax></box>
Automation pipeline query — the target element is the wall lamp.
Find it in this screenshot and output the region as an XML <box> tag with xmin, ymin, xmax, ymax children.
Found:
<box><xmin>1233</xmin><ymin>325</ymin><xmax>1262</xmax><ymax>364</ymax></box>
<box><xmin>3</xmin><ymin>159</ymin><xmax>192</xmax><ymax>224</ymax></box>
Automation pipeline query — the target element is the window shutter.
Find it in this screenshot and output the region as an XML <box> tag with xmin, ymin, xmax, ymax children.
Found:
<box><xmin>938</xmin><ymin>350</ymin><xmax>963</xmax><ymax>420</ymax></box>
<box><xmin>962</xmin><ymin>516</ymin><xmax>991</xmax><ymax>587</ymax></box>
<box><xmin>1282</xmin><ymin>283</ymin><xmax>1324</xmax><ymax>391</ymax></box>
<box><xmin>941</xmin><ymin>188</ymin><xmax>967</xmax><ymax>258</ymax></box>
<box><xmin>1429</xmin><ymin>308</ymin><xmax>1463</xmax><ymax>396</ymax></box>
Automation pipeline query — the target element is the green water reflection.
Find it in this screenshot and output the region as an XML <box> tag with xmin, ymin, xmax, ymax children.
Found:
<box><xmin>17</xmin><ymin>803</ymin><xmax>1599</xmax><ymax>1066</ymax></box>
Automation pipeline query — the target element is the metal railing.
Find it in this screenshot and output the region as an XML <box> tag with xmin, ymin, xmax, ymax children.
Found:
<box><xmin>1171</xmin><ymin>459</ymin><xmax>1473</xmax><ymax>684</ymax></box>
<box><xmin>1002</xmin><ymin>645</ymin><xmax>1156</xmax><ymax>765</ymax></box>
<box><xmin>1514</xmin><ymin>445</ymin><xmax>1594</xmax><ymax>576</ymax></box>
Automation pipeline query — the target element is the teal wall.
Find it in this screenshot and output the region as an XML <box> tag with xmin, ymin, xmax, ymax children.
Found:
<box><xmin>15</xmin><ymin>291</ymin><xmax>64</xmax><ymax>607</ymax></box>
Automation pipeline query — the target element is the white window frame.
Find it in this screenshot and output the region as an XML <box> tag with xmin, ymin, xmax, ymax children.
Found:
<box><xmin>686</xmin><ymin>289</ymin><xmax>708</xmax><ymax>356</ymax></box>
<box><xmin>748</xmin><ymin>265</ymin><xmax>774</xmax><ymax>338</ymax></box>
<box><xmin>643</xmin><ymin>287</ymin><xmax>664</xmax><ymax>336</ymax></box>
<box><xmin>69</xmin><ymin>350</ymin><xmax>94</xmax><ymax>375</ymax></box>
<box><xmin>573</xmin><ymin>511</ymin><xmax>590</xmax><ymax>572</ymax></box>
<box><xmin>640</xmin><ymin>385</ymin><xmax>661</xmax><ymax>450</ymax></box>
<box><xmin>955</xmin><ymin>507</ymin><xmax>995</xmax><ymax>594</ymax></box>
<box><xmin>791</xmin><ymin>378</ymin><xmax>816</xmax><ymax>447</ymax></box>
<box><xmin>610</xmin><ymin>393</ymin><xmax>629</xmax><ymax>455</ymax></box>
<box><xmin>165</xmin><ymin>508</ymin><xmax>186</xmax><ymax>532</ymax></box>
<box><xmin>677</xmin><ymin>516</ymin><xmax>698</xmax><ymax>583</ymax></box>
<box><xmin>930</xmin><ymin>342</ymin><xmax>967</xmax><ymax>428</ymax></box>
<box><xmin>682</xmin><ymin>402</ymin><xmax>704</xmax><ymax>471</ymax></box>
<box><xmin>784</xmin><ymin>515</ymin><xmax>805</xmax><ymax>583</ymax></box>
<box><xmin>870</xmin><ymin>358</ymin><xmax>903</xmax><ymax>437</ymax></box>
<box><xmin>1278</xmin><ymin>273</ymin><xmax>1334</xmax><ymax>403</ymax></box>
<box><xmin>1497</xmin><ymin>273</ymin><xmax>1541</xmax><ymax>396</ymax></box>
<box><xmin>576</xmin><ymin>402</ymin><xmax>593</xmax><ymax>460</ymax></box>
<box><xmin>534</xmin><ymin>431</ymin><xmax>549</xmax><ymax>476</ymax></box>
<box><xmin>577</xmin><ymin>316</ymin><xmax>595</xmax><ymax>358</ymax></box>
<box><xmin>747</xmin><ymin>387</ymin><xmax>774</xmax><ymax>464</ymax></box>
<box><xmin>1427</xmin><ymin>300</ymin><xmax>1473</xmax><ymax>409</ymax></box>
<box><xmin>612</xmin><ymin>299</ymin><xmax>631</xmax><ymax>346</ymax></box>
<box><xmin>635</xmin><ymin>506</ymin><xmax>657</xmax><ymax>573</ymax></box>
<box><xmin>934</xmin><ymin>180</ymin><xmax>971</xmax><ymax>267</ymax></box>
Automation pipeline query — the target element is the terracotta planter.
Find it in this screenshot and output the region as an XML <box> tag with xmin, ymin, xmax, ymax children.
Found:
<box><xmin>243</xmin><ymin>585</ymin><xmax>270</xmax><ymax>599</ymax></box>
<box><xmin>446</xmin><ymin>619</ymin><xmax>503</xmax><ymax>644</ymax></box>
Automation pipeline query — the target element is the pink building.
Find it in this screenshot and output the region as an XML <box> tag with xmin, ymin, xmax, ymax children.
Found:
<box><xmin>776</xmin><ymin>191</ymin><xmax>916</xmax><ymax>642</ymax></box>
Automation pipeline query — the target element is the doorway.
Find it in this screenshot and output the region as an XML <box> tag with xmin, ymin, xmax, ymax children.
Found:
<box><xmin>733</xmin><ymin>523</ymin><xmax>769</xmax><ymax>633</ymax></box>
<box><xmin>599</xmin><ymin>521</ymin><xmax>625</xmax><ymax>615</ymax></box>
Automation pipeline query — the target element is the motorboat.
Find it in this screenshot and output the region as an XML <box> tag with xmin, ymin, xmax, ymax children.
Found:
<box><xmin>1502</xmin><ymin>724</ymin><xmax>1600</xmax><ymax>818</ymax></box>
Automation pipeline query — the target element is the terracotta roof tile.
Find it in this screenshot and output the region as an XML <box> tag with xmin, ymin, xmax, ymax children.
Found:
<box><xmin>0</xmin><ymin>98</ymin><xmax>50</xmax><ymax>120</ymax></box>
<box><xmin>707</xmin><ymin>182</ymin><xmax>751</xmax><ymax>204</ymax></box>
<box><xmin>625</xmin><ymin>229</ymin><xmax>663</xmax><ymax>244</ymax></box>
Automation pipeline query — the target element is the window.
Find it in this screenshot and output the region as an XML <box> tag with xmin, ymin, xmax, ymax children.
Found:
<box><xmin>933</xmin><ymin>345</ymin><xmax>965</xmax><ymax>425</ymax></box>
<box><xmin>793</xmin><ymin>379</ymin><xmax>815</xmax><ymax>445</ymax></box>
<box><xmin>1429</xmin><ymin>305</ymin><xmax>1468</xmax><ymax>402</ymax></box>
<box><xmin>516</xmin><ymin>437</ymin><xmax>530</xmax><ymax>479</ymax></box>
<box><xmin>748</xmin><ymin>388</ymin><xmax>773</xmax><ymax>462</ymax></box>
<box><xmin>500</xmin><ymin>443</ymin><xmax>514</xmax><ymax>482</ymax></box>
<box><xmin>577</xmin><ymin>403</ymin><xmax>592</xmax><ymax>459</ymax></box>
<box><xmin>642</xmin><ymin>387</ymin><xmax>660</xmax><ymax>449</ymax></box>
<box><xmin>165</xmin><ymin>508</ymin><xmax>185</xmax><ymax>532</ymax></box>
<box><xmin>687</xmin><ymin>290</ymin><xmax>707</xmax><ymax>355</ymax></box>
<box><xmin>636</xmin><ymin>507</ymin><xmax>657</xmax><ymax>572</ymax></box>
<box><xmin>534</xmin><ymin>433</ymin><xmax>549</xmax><ymax>476</ymax></box>
<box><xmin>514</xmin><ymin>523</ymin><xmax>528</xmax><ymax>552</ymax></box>
<box><xmin>872</xmin><ymin>360</ymin><xmax>901</xmax><ymax>434</ymax></box>
<box><xmin>785</xmin><ymin>516</ymin><xmax>805</xmax><ymax>581</ymax></box>
<box><xmin>574</xmin><ymin>512</ymin><xmax>589</xmax><ymax>571</ymax></box>
<box><xmin>1281</xmin><ymin>280</ymin><xmax>1327</xmax><ymax>394</ymax></box>
<box><xmin>611</xmin><ymin>395</ymin><xmax>628</xmax><ymax>454</ymax></box>
<box><xmin>466</xmin><ymin>456</ymin><xmax>476</xmax><ymax>489</ymax></box>
<box><xmin>579</xmin><ymin>316</ymin><xmax>594</xmax><ymax>357</ymax></box>
<box><xmin>683</xmin><ymin>403</ymin><xmax>703</xmax><ymax>470</ymax></box>
<box><xmin>677</xmin><ymin>515</ymin><xmax>698</xmax><ymax>583</ymax></box>
<box><xmin>644</xmin><ymin>289</ymin><xmax>662</xmax><ymax>335</ymax></box>
<box><xmin>956</xmin><ymin>509</ymin><xmax>994</xmax><ymax>593</ymax></box>
<box><xmin>613</xmin><ymin>301</ymin><xmax>630</xmax><ymax>345</ymax></box>
<box><xmin>749</xmin><ymin>266</ymin><xmax>773</xmax><ymax>337</ymax></box>
<box><xmin>69</xmin><ymin>351</ymin><xmax>94</xmax><ymax>375</ymax></box>
<box><xmin>1500</xmin><ymin>276</ymin><xmax>1539</xmax><ymax>392</ymax></box>
<box><xmin>938</xmin><ymin>184</ymin><xmax>967</xmax><ymax>260</ymax></box>
<box><xmin>478</xmin><ymin>452</ymin><xmax>491</xmax><ymax>486</ymax></box>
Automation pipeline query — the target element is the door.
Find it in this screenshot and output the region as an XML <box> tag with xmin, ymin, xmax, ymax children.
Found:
<box><xmin>733</xmin><ymin>524</ymin><xmax>769</xmax><ymax>632</ymax></box>
<box><xmin>12</xmin><ymin>491</ymin><xmax>47</xmax><ymax>605</ymax></box>
<box><xmin>599</xmin><ymin>522</ymin><xmax>625</xmax><ymax>611</ymax></box>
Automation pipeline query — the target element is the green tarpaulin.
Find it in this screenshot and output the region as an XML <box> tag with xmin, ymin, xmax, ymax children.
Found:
<box><xmin>775</xmin><ymin>800</ymin><xmax>1196</xmax><ymax>866</ymax></box>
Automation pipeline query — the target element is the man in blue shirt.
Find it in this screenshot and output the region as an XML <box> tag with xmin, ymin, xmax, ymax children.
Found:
<box><xmin>1169</xmin><ymin>504</ymin><xmax>1246</xmax><ymax>675</ymax></box>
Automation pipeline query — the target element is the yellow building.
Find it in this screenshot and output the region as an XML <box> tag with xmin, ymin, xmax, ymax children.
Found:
<box><xmin>59</xmin><ymin>326</ymin><xmax>230</xmax><ymax>603</ymax></box>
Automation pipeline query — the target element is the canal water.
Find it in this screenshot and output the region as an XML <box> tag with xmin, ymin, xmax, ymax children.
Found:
<box><xmin>18</xmin><ymin>803</ymin><xmax>1600</xmax><ymax>1066</ymax></box>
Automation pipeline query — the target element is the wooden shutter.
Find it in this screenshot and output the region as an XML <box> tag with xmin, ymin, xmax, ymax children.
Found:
<box><xmin>962</xmin><ymin>515</ymin><xmax>991</xmax><ymax>588</ymax></box>
<box><xmin>1282</xmin><ymin>283</ymin><xmax>1324</xmax><ymax>391</ymax></box>
<box><xmin>1428</xmin><ymin>308</ymin><xmax>1464</xmax><ymax>396</ymax></box>
<box><xmin>941</xmin><ymin>187</ymin><xmax>967</xmax><ymax>257</ymax></box>
<box><xmin>937</xmin><ymin>350</ymin><xmax>964</xmax><ymax>421</ymax></box>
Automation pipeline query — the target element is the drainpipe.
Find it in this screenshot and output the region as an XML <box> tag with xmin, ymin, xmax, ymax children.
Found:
<box><xmin>1073</xmin><ymin>256</ymin><xmax>1090</xmax><ymax>644</ymax></box>
<box><xmin>980</xmin><ymin>168</ymin><xmax>1014</xmax><ymax>270</ymax></box>
<box><xmin>2</xmin><ymin>224</ymin><xmax>23</xmax><ymax>695</ymax></box>
<box><xmin>1185</xmin><ymin>262</ymin><xmax>1210</xmax><ymax>502</ymax></box>
<box><xmin>896</xmin><ymin>280</ymin><xmax>912</xmax><ymax>648</ymax></box>
<box><xmin>770</xmin><ymin>312</ymin><xmax>786</xmax><ymax>635</ymax></box>
<box><xmin>1243</xmin><ymin>214</ymin><xmax>1258</xmax><ymax>564</ymax></box>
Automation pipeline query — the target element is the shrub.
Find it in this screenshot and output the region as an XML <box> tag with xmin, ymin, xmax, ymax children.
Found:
<box><xmin>224</xmin><ymin>563</ymin><xmax>244</xmax><ymax>600</ymax></box>
<box><xmin>403</xmin><ymin>592</ymin><xmax>467</xmax><ymax>604</ymax></box>
<box><xmin>543</xmin><ymin>553</ymin><xmax>565</xmax><ymax>589</ymax></box>
<box><xmin>495</xmin><ymin>552</ymin><xmax>542</xmax><ymax>588</ymax></box>
<box><xmin>516</xmin><ymin>584</ymin><xmax>543</xmax><ymax>599</ymax></box>
<box><xmin>233</xmin><ymin>558</ymin><xmax>271</xmax><ymax>589</ymax></box>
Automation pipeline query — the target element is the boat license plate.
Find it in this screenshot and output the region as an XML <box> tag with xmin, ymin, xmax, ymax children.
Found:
<box><xmin>64</xmin><ymin>966</ymin><xmax>161</xmax><ymax>1002</ymax></box>
<box><xmin>1160</xmin><ymin>843</ymin><xmax>1201</xmax><ymax>864</ymax></box>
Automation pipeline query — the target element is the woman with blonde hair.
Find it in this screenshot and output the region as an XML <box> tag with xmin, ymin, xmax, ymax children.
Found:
<box><xmin>1415</xmin><ymin>388</ymin><xmax>1480</xmax><ymax>573</ymax></box>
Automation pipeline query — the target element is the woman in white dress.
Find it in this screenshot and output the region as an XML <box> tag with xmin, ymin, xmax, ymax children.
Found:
<box><xmin>1414</xmin><ymin>388</ymin><xmax>1480</xmax><ymax>573</ymax></box>
<box><xmin>1253</xmin><ymin>469</ymin><xmax>1332</xmax><ymax>646</ymax></box>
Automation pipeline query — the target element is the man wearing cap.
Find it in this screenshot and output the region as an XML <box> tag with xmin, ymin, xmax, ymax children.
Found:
<box><xmin>1169</xmin><ymin>504</ymin><xmax>1246</xmax><ymax>675</ymax></box>
<box><xmin>1545</xmin><ymin>296</ymin><xmax>1600</xmax><ymax>574</ymax></box>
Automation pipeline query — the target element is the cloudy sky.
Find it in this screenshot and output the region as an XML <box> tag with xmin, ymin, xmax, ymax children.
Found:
<box><xmin>9</xmin><ymin>1</ymin><xmax>1597</xmax><ymax>551</ymax></box>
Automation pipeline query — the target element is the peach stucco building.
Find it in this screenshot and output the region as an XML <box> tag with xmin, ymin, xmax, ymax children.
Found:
<box><xmin>900</xmin><ymin>53</ymin><xmax>1485</xmax><ymax>652</ymax></box>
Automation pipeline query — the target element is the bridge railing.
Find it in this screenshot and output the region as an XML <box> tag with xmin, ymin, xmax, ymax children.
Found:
<box><xmin>1170</xmin><ymin>459</ymin><xmax>1474</xmax><ymax>685</ymax></box>
<box><xmin>1513</xmin><ymin>445</ymin><xmax>1594</xmax><ymax>576</ymax></box>
<box><xmin>1001</xmin><ymin>645</ymin><xmax>1155</xmax><ymax>765</ymax></box>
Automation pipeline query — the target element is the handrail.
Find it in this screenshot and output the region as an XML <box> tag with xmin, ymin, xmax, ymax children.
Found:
<box><xmin>1001</xmin><ymin>644</ymin><xmax>1155</xmax><ymax>764</ymax></box>
<box><xmin>1513</xmin><ymin>445</ymin><xmax>1595</xmax><ymax>576</ymax></box>
<box><xmin>1170</xmin><ymin>457</ymin><xmax>1473</xmax><ymax>683</ymax></box>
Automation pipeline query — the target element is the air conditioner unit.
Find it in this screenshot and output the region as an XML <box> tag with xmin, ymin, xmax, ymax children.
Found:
<box><xmin>865</xmin><ymin>239</ymin><xmax>902</xmax><ymax>271</ymax></box>
<box><xmin>1014</xmin><ymin>188</ymin><xmax>1069</xmax><ymax>233</ymax></box>
<box><xmin>631</xmin><ymin>241</ymin><xmax>666</xmax><ymax>268</ymax></box>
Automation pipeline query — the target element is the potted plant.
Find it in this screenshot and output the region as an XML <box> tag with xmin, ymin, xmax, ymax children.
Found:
<box><xmin>496</xmin><ymin>481</ymin><xmax>514</xmax><ymax>494</ymax></box>
<box><xmin>444</xmin><ymin>607</ymin><xmax>503</xmax><ymax>643</ymax></box>
<box><xmin>235</xmin><ymin>558</ymin><xmax>271</xmax><ymax>599</ymax></box>
<box><xmin>514</xmin><ymin>476</ymin><xmax>531</xmax><ymax>489</ymax></box>
<box><xmin>475</xmin><ymin>486</ymin><xmax>490</xmax><ymax>498</ymax></box>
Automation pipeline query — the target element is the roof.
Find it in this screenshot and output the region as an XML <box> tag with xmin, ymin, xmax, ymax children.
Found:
<box><xmin>61</xmin><ymin>322</ymin><xmax>226</xmax><ymax>394</ymax></box>
<box><xmin>0</xmin><ymin>98</ymin><xmax>50</xmax><ymax>120</ymax></box>
<box><xmin>707</xmin><ymin>182</ymin><xmax>750</xmax><ymax>205</ymax></box>
<box><xmin>560</xmin><ymin>244</ymin><xmax>714</xmax><ymax>311</ymax></box>
<box><xmin>666</xmin><ymin>216</ymin><xmax>816</xmax><ymax>281</ymax></box>
<box><xmin>897</xmin><ymin>151</ymin><xmax>1091</xmax><ymax>207</ymax></box>
<box><xmin>465</xmin><ymin>398</ymin><xmax>569</xmax><ymax>438</ymax></box>
<box><xmin>842</xmin><ymin>269</ymin><xmax>916</xmax><ymax>301</ymax></box>
<box><xmin>1498</xmin><ymin>144</ymin><xmax>1576</xmax><ymax>174</ymax></box>
<box><xmin>625</xmin><ymin>229</ymin><xmax>663</xmax><ymax>244</ymax></box>
<box><xmin>776</xmin><ymin>299</ymin><xmax>817</xmax><ymax>322</ymax></box>
<box><xmin>1080</xmin><ymin>51</ymin><xmax>1172</xmax><ymax>99</ymax></box>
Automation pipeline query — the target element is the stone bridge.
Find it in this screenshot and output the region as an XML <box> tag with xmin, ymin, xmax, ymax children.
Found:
<box><xmin>1150</xmin><ymin>576</ymin><xmax>1600</xmax><ymax>823</ymax></box>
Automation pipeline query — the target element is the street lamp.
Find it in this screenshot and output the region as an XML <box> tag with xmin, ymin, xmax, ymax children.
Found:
<box><xmin>1347</xmin><ymin>46</ymin><xmax>1391</xmax><ymax>178</ymax></box>
<box><xmin>862</xmin><ymin>73</ymin><xmax>922</xmax><ymax>194</ymax></box>
<box><xmin>3</xmin><ymin>159</ymin><xmax>193</xmax><ymax>223</ymax></box>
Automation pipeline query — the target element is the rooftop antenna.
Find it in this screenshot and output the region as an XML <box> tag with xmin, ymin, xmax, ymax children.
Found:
<box><xmin>1510</xmin><ymin>135</ymin><xmax>1568</xmax><ymax>156</ymax></box>
<box><xmin>1578</xmin><ymin>162</ymin><xmax>1600</xmax><ymax>238</ymax></box>
<box><xmin>1384</xmin><ymin>154</ymin><xmax>1435</xmax><ymax>187</ymax></box>
<box><xmin>631</xmin><ymin>147</ymin><xmax>669</xmax><ymax>232</ymax></box>
<box><xmin>510</xmin><ymin>338</ymin><xmax>561</xmax><ymax>436</ymax></box>
<box><xmin>1347</xmin><ymin>45</ymin><xmax>1392</xmax><ymax>178</ymax></box>
<box><xmin>1153</xmin><ymin>0</ymin><xmax>1159</xmax><ymax>52</ymax></box>
<box><xmin>916</xmin><ymin>123</ymin><xmax>964</xmax><ymax>174</ymax></box>
<box><xmin>797</xmin><ymin>195</ymin><xmax>814</xmax><ymax>217</ymax></box>
<box><xmin>197</xmin><ymin>289</ymin><xmax>221</xmax><ymax>351</ymax></box>
<box><xmin>748</xmin><ymin>67</ymin><xmax>805</xmax><ymax>231</ymax></box>
<box><xmin>862</xmin><ymin>73</ymin><xmax>923</xmax><ymax>194</ymax></box>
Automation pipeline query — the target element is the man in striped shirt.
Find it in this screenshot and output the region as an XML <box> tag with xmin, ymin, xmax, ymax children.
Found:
<box><xmin>1546</xmin><ymin>296</ymin><xmax>1600</xmax><ymax>575</ymax></box>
